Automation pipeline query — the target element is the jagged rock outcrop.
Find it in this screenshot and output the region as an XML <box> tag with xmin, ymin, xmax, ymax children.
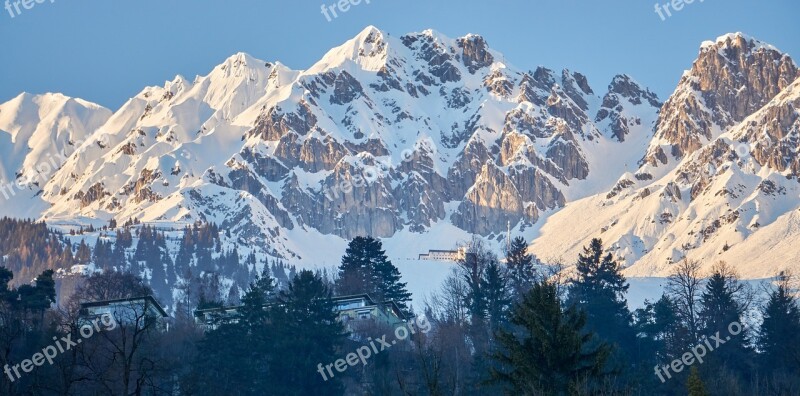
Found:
<box><xmin>15</xmin><ymin>26</ymin><xmax>661</xmax><ymax>260</ymax></box>
<box><xmin>644</xmin><ymin>33</ymin><xmax>799</xmax><ymax>166</ymax></box>
<box><xmin>596</xmin><ymin>75</ymin><xmax>662</xmax><ymax>142</ymax></box>
<box><xmin>531</xmin><ymin>40</ymin><xmax>800</xmax><ymax>278</ymax></box>
<box><xmin>451</xmin><ymin>162</ymin><xmax>526</xmax><ymax>235</ymax></box>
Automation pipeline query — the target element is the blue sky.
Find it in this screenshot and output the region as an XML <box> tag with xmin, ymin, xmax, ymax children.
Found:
<box><xmin>1</xmin><ymin>0</ymin><xmax>797</xmax><ymax>109</ymax></box>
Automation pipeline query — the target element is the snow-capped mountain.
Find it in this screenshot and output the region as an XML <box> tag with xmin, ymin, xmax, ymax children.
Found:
<box><xmin>641</xmin><ymin>33</ymin><xmax>799</xmax><ymax>178</ymax></box>
<box><xmin>1</xmin><ymin>28</ymin><xmax>797</xmax><ymax>278</ymax></box>
<box><xmin>0</xmin><ymin>93</ymin><xmax>111</xmax><ymax>218</ymax></box>
<box><xmin>530</xmin><ymin>33</ymin><xmax>800</xmax><ymax>278</ymax></box>
<box><xmin>0</xmin><ymin>26</ymin><xmax>658</xmax><ymax>261</ymax></box>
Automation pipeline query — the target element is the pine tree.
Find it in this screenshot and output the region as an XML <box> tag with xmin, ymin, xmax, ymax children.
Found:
<box><xmin>239</xmin><ymin>266</ymin><xmax>274</xmax><ymax>326</ymax></box>
<box><xmin>336</xmin><ymin>237</ymin><xmax>411</xmax><ymax>313</ymax></box>
<box><xmin>757</xmin><ymin>279</ymin><xmax>800</xmax><ymax>373</ymax></box>
<box><xmin>175</xmin><ymin>237</ymin><xmax>193</xmax><ymax>274</ymax></box>
<box><xmin>635</xmin><ymin>293</ymin><xmax>691</xmax><ymax>363</ymax></box>
<box><xmin>272</xmin><ymin>260</ymin><xmax>289</xmax><ymax>288</ymax></box>
<box><xmin>226</xmin><ymin>284</ymin><xmax>241</xmax><ymax>305</ymax></box>
<box><xmin>75</xmin><ymin>239</ymin><xmax>91</xmax><ymax>264</ymax></box>
<box><xmin>336</xmin><ymin>236</ymin><xmax>373</xmax><ymax>295</ymax></box>
<box><xmin>270</xmin><ymin>270</ymin><xmax>346</xmax><ymax>395</ymax></box>
<box><xmin>29</xmin><ymin>269</ymin><xmax>56</xmax><ymax>313</ymax></box>
<box><xmin>491</xmin><ymin>281</ymin><xmax>610</xmax><ymax>394</ymax></box>
<box><xmin>697</xmin><ymin>267</ymin><xmax>751</xmax><ymax>374</ymax></box>
<box><xmin>686</xmin><ymin>366</ymin><xmax>709</xmax><ymax>396</ymax></box>
<box><xmin>567</xmin><ymin>238</ymin><xmax>634</xmax><ymax>356</ymax></box>
<box><xmin>92</xmin><ymin>239</ymin><xmax>112</xmax><ymax>270</ymax></box>
<box><xmin>112</xmin><ymin>228</ymin><xmax>131</xmax><ymax>269</ymax></box>
<box><xmin>370</xmin><ymin>242</ymin><xmax>411</xmax><ymax>313</ymax></box>
<box><xmin>0</xmin><ymin>266</ymin><xmax>13</xmax><ymax>299</ymax></box>
<box><xmin>482</xmin><ymin>259</ymin><xmax>511</xmax><ymax>333</ymax></box>
<box><xmin>458</xmin><ymin>238</ymin><xmax>495</xmax><ymax>323</ymax></box>
<box><xmin>186</xmin><ymin>267</ymin><xmax>276</xmax><ymax>395</ymax></box>
<box><xmin>506</xmin><ymin>236</ymin><xmax>535</xmax><ymax>299</ymax></box>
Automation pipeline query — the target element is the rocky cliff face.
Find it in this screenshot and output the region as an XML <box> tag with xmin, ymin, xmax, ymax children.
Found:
<box><xmin>3</xmin><ymin>27</ymin><xmax>796</xmax><ymax>278</ymax></box>
<box><xmin>642</xmin><ymin>33</ymin><xmax>799</xmax><ymax>172</ymax></box>
<box><xmin>21</xmin><ymin>26</ymin><xmax>658</xmax><ymax>257</ymax></box>
<box><xmin>530</xmin><ymin>34</ymin><xmax>800</xmax><ymax>278</ymax></box>
<box><xmin>596</xmin><ymin>75</ymin><xmax>662</xmax><ymax>142</ymax></box>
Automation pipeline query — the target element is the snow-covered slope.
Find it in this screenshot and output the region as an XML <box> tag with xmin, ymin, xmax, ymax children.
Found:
<box><xmin>531</xmin><ymin>34</ymin><xmax>800</xmax><ymax>278</ymax></box>
<box><xmin>2</xmin><ymin>28</ymin><xmax>798</xmax><ymax>282</ymax></box>
<box><xmin>0</xmin><ymin>93</ymin><xmax>111</xmax><ymax>217</ymax></box>
<box><xmin>641</xmin><ymin>32</ymin><xmax>798</xmax><ymax>178</ymax></box>
<box><xmin>19</xmin><ymin>26</ymin><xmax>660</xmax><ymax>264</ymax></box>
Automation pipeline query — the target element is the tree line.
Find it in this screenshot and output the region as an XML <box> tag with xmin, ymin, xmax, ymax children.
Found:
<box><xmin>1</xmin><ymin>227</ymin><xmax>799</xmax><ymax>395</ymax></box>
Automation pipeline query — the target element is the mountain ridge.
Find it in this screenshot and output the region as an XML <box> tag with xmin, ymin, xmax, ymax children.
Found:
<box><xmin>1</xmin><ymin>26</ymin><xmax>797</xmax><ymax>280</ymax></box>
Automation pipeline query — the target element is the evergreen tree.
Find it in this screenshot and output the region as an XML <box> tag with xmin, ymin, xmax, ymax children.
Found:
<box><xmin>686</xmin><ymin>366</ymin><xmax>709</xmax><ymax>396</ymax></box>
<box><xmin>371</xmin><ymin>248</ymin><xmax>411</xmax><ymax>314</ymax></box>
<box><xmin>697</xmin><ymin>267</ymin><xmax>751</xmax><ymax>374</ymax></box>
<box><xmin>186</xmin><ymin>267</ymin><xmax>275</xmax><ymax>395</ymax></box>
<box><xmin>272</xmin><ymin>260</ymin><xmax>289</xmax><ymax>288</ymax></box>
<box><xmin>75</xmin><ymin>239</ymin><xmax>92</xmax><ymax>264</ymax></box>
<box><xmin>174</xmin><ymin>233</ymin><xmax>193</xmax><ymax>274</ymax></box>
<box><xmin>271</xmin><ymin>270</ymin><xmax>347</xmax><ymax>395</ymax></box>
<box><xmin>92</xmin><ymin>239</ymin><xmax>112</xmax><ymax>270</ymax></box>
<box><xmin>186</xmin><ymin>269</ymin><xmax>345</xmax><ymax>395</ymax></box>
<box><xmin>482</xmin><ymin>259</ymin><xmax>511</xmax><ymax>333</ymax></box>
<box><xmin>112</xmin><ymin>228</ymin><xmax>131</xmax><ymax>268</ymax></box>
<box><xmin>336</xmin><ymin>236</ymin><xmax>373</xmax><ymax>295</ymax></box>
<box><xmin>506</xmin><ymin>236</ymin><xmax>535</xmax><ymax>299</ymax></box>
<box><xmin>20</xmin><ymin>269</ymin><xmax>56</xmax><ymax>314</ymax></box>
<box><xmin>226</xmin><ymin>284</ymin><xmax>241</xmax><ymax>305</ymax></box>
<box><xmin>491</xmin><ymin>281</ymin><xmax>610</xmax><ymax>394</ymax></box>
<box><xmin>0</xmin><ymin>266</ymin><xmax>13</xmax><ymax>298</ymax></box>
<box><xmin>238</xmin><ymin>266</ymin><xmax>274</xmax><ymax>326</ymax></box>
<box><xmin>634</xmin><ymin>293</ymin><xmax>691</xmax><ymax>363</ymax></box>
<box><xmin>459</xmin><ymin>239</ymin><xmax>494</xmax><ymax>323</ymax></box>
<box><xmin>567</xmin><ymin>238</ymin><xmax>634</xmax><ymax>357</ymax></box>
<box><xmin>757</xmin><ymin>279</ymin><xmax>800</xmax><ymax>374</ymax></box>
<box><xmin>336</xmin><ymin>237</ymin><xmax>411</xmax><ymax>313</ymax></box>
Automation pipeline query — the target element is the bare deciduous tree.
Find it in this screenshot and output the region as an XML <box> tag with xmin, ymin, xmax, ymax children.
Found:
<box><xmin>666</xmin><ymin>259</ymin><xmax>704</xmax><ymax>341</ymax></box>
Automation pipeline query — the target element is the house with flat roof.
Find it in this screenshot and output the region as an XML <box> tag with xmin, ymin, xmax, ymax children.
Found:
<box><xmin>333</xmin><ymin>294</ymin><xmax>406</xmax><ymax>331</ymax></box>
<box><xmin>193</xmin><ymin>294</ymin><xmax>407</xmax><ymax>333</ymax></box>
<box><xmin>418</xmin><ymin>247</ymin><xmax>466</xmax><ymax>261</ymax></box>
<box><xmin>193</xmin><ymin>305</ymin><xmax>243</xmax><ymax>331</ymax></box>
<box><xmin>79</xmin><ymin>295</ymin><xmax>168</xmax><ymax>329</ymax></box>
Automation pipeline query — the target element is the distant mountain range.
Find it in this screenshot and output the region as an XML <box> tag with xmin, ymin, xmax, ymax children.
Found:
<box><xmin>1</xmin><ymin>27</ymin><xmax>798</xmax><ymax>279</ymax></box>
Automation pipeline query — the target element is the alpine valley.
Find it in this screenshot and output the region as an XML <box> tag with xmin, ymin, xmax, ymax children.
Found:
<box><xmin>2</xmin><ymin>27</ymin><xmax>799</xmax><ymax>305</ymax></box>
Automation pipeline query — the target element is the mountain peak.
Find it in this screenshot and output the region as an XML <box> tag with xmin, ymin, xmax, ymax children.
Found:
<box><xmin>607</xmin><ymin>74</ymin><xmax>660</xmax><ymax>106</ymax></box>
<box><xmin>700</xmin><ymin>32</ymin><xmax>782</xmax><ymax>54</ymax></box>
<box><xmin>307</xmin><ymin>26</ymin><xmax>391</xmax><ymax>74</ymax></box>
<box><xmin>355</xmin><ymin>25</ymin><xmax>383</xmax><ymax>39</ymax></box>
<box><xmin>643</xmin><ymin>32</ymin><xmax>798</xmax><ymax>169</ymax></box>
<box><xmin>216</xmin><ymin>52</ymin><xmax>267</xmax><ymax>71</ymax></box>
<box><xmin>418</xmin><ymin>28</ymin><xmax>452</xmax><ymax>41</ymax></box>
